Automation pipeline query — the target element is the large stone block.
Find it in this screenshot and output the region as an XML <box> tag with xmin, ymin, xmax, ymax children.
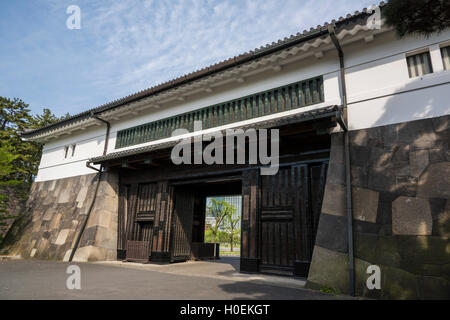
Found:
<box><xmin>414</xmin><ymin>236</ymin><xmax>450</xmax><ymax>265</ymax></box>
<box><xmin>326</xmin><ymin>160</ymin><xmax>345</xmax><ymax>185</ymax></box>
<box><xmin>410</xmin><ymin>150</ymin><xmax>429</xmax><ymax>177</ymax></box>
<box><xmin>354</xmin><ymin>220</ymin><xmax>381</xmax><ymax>235</ymax></box>
<box><xmin>417</xmin><ymin>162</ymin><xmax>450</xmax><ymax>198</ymax></box>
<box><xmin>394</xmin><ymin>175</ymin><xmax>417</xmax><ymax>197</ymax></box>
<box><xmin>94</xmin><ymin>225</ymin><xmax>117</xmax><ymax>250</ymax></box>
<box><xmin>418</xmin><ymin>276</ymin><xmax>450</xmax><ymax>299</ymax></box>
<box><xmin>352</xmin><ymin>187</ymin><xmax>379</xmax><ymax>223</ymax></box>
<box><xmin>376</xmin><ymin>236</ymin><xmax>401</xmax><ymax>268</ymax></box>
<box><xmin>54</xmin><ymin>229</ymin><xmax>70</xmax><ymax>245</ymax></box>
<box><xmin>355</xmin><ymin>233</ymin><xmax>378</xmax><ymax>262</ymax></box>
<box><xmin>76</xmin><ymin>186</ymin><xmax>89</xmax><ymax>207</ymax></box>
<box><xmin>351</xmin><ymin>165</ymin><xmax>368</xmax><ymax>188</ymax></box>
<box><xmin>437</xmin><ymin>201</ymin><xmax>450</xmax><ymax>237</ymax></box>
<box><xmin>376</xmin><ymin>191</ymin><xmax>396</xmax><ymax>225</ymax></box>
<box><xmin>380</xmin><ymin>265</ymin><xmax>420</xmax><ymax>299</ymax></box>
<box><xmin>351</xmin><ymin>129</ymin><xmax>369</xmax><ymax>147</ymax></box>
<box><xmin>86</xmin><ymin>207</ymin><xmax>114</xmax><ymax>229</ymax></box>
<box><xmin>350</xmin><ymin>145</ymin><xmax>370</xmax><ymax>167</ymax></box>
<box><xmin>306</xmin><ymin>246</ymin><xmax>349</xmax><ymax>294</ymax></box>
<box><xmin>49</xmin><ymin>213</ymin><xmax>62</xmax><ymax>230</ymax></box>
<box><xmin>321</xmin><ymin>183</ymin><xmax>346</xmax><ymax>217</ymax></box>
<box><xmin>429</xmin><ymin>198</ymin><xmax>449</xmax><ymax>237</ymax></box>
<box><xmin>392</xmin><ymin>197</ymin><xmax>433</xmax><ymax>235</ymax></box>
<box><xmin>431</xmin><ymin>114</ymin><xmax>450</xmax><ymax>133</ymax></box>
<box><xmin>72</xmin><ymin>245</ymin><xmax>112</xmax><ymax>262</ymax></box>
<box><xmin>315</xmin><ymin>213</ymin><xmax>348</xmax><ymax>253</ymax></box>
<box><xmin>57</xmin><ymin>188</ymin><xmax>72</xmax><ymax>204</ymax></box>
<box><xmin>368</xmin><ymin>167</ymin><xmax>396</xmax><ymax>192</ymax></box>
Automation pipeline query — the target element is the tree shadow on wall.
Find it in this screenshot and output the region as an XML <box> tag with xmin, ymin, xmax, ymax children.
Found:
<box><xmin>348</xmin><ymin>74</ymin><xmax>450</xmax><ymax>299</ymax></box>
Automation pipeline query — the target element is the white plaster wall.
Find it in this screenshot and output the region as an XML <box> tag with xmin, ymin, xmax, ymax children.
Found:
<box><xmin>345</xmin><ymin>30</ymin><xmax>450</xmax><ymax>130</ymax></box>
<box><xmin>35</xmin><ymin>29</ymin><xmax>450</xmax><ymax>181</ymax></box>
<box><xmin>35</xmin><ymin>126</ymin><xmax>104</xmax><ymax>181</ymax></box>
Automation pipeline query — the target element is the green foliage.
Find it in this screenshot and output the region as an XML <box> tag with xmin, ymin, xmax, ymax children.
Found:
<box><xmin>204</xmin><ymin>229</ymin><xmax>212</xmax><ymax>243</ymax></box>
<box><xmin>383</xmin><ymin>0</ymin><xmax>450</xmax><ymax>37</ymax></box>
<box><xmin>0</xmin><ymin>97</ymin><xmax>66</xmax><ymax>184</ymax></box>
<box><xmin>205</xmin><ymin>198</ymin><xmax>241</xmax><ymax>252</ymax></box>
<box><xmin>205</xmin><ymin>229</ymin><xmax>239</xmax><ymax>245</ymax></box>
<box><xmin>0</xmin><ymin>145</ymin><xmax>18</xmax><ymax>177</ymax></box>
<box><xmin>319</xmin><ymin>286</ymin><xmax>341</xmax><ymax>295</ymax></box>
<box><xmin>224</xmin><ymin>209</ymin><xmax>240</xmax><ymax>251</ymax></box>
<box><xmin>0</xmin><ymin>96</ymin><xmax>65</xmax><ymax>246</ymax></box>
<box><xmin>206</xmin><ymin>198</ymin><xmax>237</xmax><ymax>244</ymax></box>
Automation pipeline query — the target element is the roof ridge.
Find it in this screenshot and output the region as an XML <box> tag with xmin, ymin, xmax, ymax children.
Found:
<box><xmin>23</xmin><ymin>1</ymin><xmax>386</xmax><ymax>138</ymax></box>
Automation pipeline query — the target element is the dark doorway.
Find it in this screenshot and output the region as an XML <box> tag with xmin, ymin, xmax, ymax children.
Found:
<box><xmin>170</xmin><ymin>177</ymin><xmax>242</xmax><ymax>263</ymax></box>
<box><xmin>116</xmin><ymin>117</ymin><xmax>331</xmax><ymax>274</ymax></box>
<box><xmin>170</xmin><ymin>187</ymin><xmax>195</xmax><ymax>261</ymax></box>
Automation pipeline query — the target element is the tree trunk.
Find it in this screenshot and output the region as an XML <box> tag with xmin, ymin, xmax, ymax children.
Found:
<box><xmin>230</xmin><ymin>226</ymin><xmax>234</xmax><ymax>252</ymax></box>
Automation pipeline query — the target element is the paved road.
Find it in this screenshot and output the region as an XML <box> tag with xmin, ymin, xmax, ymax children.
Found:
<box><xmin>0</xmin><ymin>259</ymin><xmax>345</xmax><ymax>300</ymax></box>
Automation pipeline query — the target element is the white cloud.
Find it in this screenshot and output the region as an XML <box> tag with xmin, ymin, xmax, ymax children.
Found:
<box><xmin>1</xmin><ymin>0</ymin><xmax>375</xmax><ymax>115</ymax></box>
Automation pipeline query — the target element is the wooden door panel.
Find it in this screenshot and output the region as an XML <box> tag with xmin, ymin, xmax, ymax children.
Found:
<box><xmin>170</xmin><ymin>188</ymin><xmax>195</xmax><ymax>260</ymax></box>
<box><xmin>258</xmin><ymin>162</ymin><xmax>328</xmax><ymax>276</ymax></box>
<box><xmin>120</xmin><ymin>183</ymin><xmax>157</xmax><ymax>262</ymax></box>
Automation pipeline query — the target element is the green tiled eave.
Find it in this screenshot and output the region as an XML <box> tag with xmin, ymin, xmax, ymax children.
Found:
<box><xmin>115</xmin><ymin>75</ymin><xmax>325</xmax><ymax>149</ymax></box>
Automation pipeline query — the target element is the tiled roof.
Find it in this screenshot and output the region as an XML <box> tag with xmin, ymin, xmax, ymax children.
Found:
<box><xmin>90</xmin><ymin>105</ymin><xmax>341</xmax><ymax>163</ymax></box>
<box><xmin>23</xmin><ymin>2</ymin><xmax>385</xmax><ymax>138</ymax></box>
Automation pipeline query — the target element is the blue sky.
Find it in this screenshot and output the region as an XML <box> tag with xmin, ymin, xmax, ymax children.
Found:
<box><xmin>0</xmin><ymin>0</ymin><xmax>374</xmax><ymax>117</ymax></box>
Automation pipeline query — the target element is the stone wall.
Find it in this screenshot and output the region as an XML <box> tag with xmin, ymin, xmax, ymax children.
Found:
<box><xmin>306</xmin><ymin>115</ymin><xmax>450</xmax><ymax>299</ymax></box>
<box><xmin>0</xmin><ymin>183</ymin><xmax>27</xmax><ymax>243</ymax></box>
<box><xmin>0</xmin><ymin>171</ymin><xmax>119</xmax><ymax>262</ymax></box>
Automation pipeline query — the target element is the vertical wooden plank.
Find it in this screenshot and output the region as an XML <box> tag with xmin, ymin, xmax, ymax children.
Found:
<box><xmin>223</xmin><ymin>104</ymin><xmax>228</xmax><ymax>125</ymax></box>
<box><xmin>319</xmin><ymin>77</ymin><xmax>324</xmax><ymax>102</ymax></box>
<box><xmin>278</xmin><ymin>90</ymin><xmax>284</xmax><ymax>112</ymax></box>
<box><xmin>243</xmin><ymin>98</ymin><xmax>250</xmax><ymax>120</ymax></box>
<box><xmin>312</xmin><ymin>79</ymin><xmax>318</xmax><ymax>103</ymax></box>
<box><xmin>249</xmin><ymin>170</ymin><xmax>259</xmax><ymax>259</ymax></box>
<box><xmin>292</xmin><ymin>166</ymin><xmax>300</xmax><ymax>261</ymax></box>
<box><xmin>252</xmin><ymin>97</ymin><xmax>257</xmax><ymax>118</ymax></box>
<box><xmin>275</xmin><ymin>222</ymin><xmax>281</xmax><ymax>265</ymax></box>
<box><xmin>164</xmin><ymin>186</ymin><xmax>174</xmax><ymax>253</ymax></box>
<box><xmin>240</xmin><ymin>100</ymin><xmax>245</xmax><ymax>121</ymax></box>
<box><xmin>219</xmin><ymin>105</ymin><xmax>224</xmax><ymax>126</ymax></box>
<box><xmin>232</xmin><ymin>101</ymin><xmax>237</xmax><ymax>122</ymax></box>
<box><xmin>305</xmin><ymin>81</ymin><xmax>312</xmax><ymax>105</ymax></box>
<box><xmin>290</xmin><ymin>84</ymin><xmax>297</xmax><ymax>108</ymax></box>
<box><xmin>299</xmin><ymin>83</ymin><xmax>306</xmax><ymax>107</ymax></box>
<box><xmin>241</xmin><ymin>170</ymin><xmax>249</xmax><ymax>258</ymax></box>
<box><xmin>270</xmin><ymin>91</ymin><xmax>275</xmax><ymax>114</ymax></box>
<box><xmin>286</xmin><ymin>86</ymin><xmax>294</xmax><ymax>110</ymax></box>
<box><xmin>261</xmin><ymin>222</ymin><xmax>265</xmax><ymax>264</ymax></box>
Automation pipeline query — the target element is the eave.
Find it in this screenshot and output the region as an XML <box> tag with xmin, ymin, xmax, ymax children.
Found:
<box><xmin>22</xmin><ymin>2</ymin><xmax>390</xmax><ymax>142</ymax></box>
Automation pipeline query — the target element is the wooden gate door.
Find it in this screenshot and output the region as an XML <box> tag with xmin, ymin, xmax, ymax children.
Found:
<box><xmin>170</xmin><ymin>188</ymin><xmax>195</xmax><ymax>261</ymax></box>
<box><xmin>122</xmin><ymin>183</ymin><xmax>157</xmax><ymax>262</ymax></box>
<box><xmin>258</xmin><ymin>162</ymin><xmax>327</xmax><ymax>276</ymax></box>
